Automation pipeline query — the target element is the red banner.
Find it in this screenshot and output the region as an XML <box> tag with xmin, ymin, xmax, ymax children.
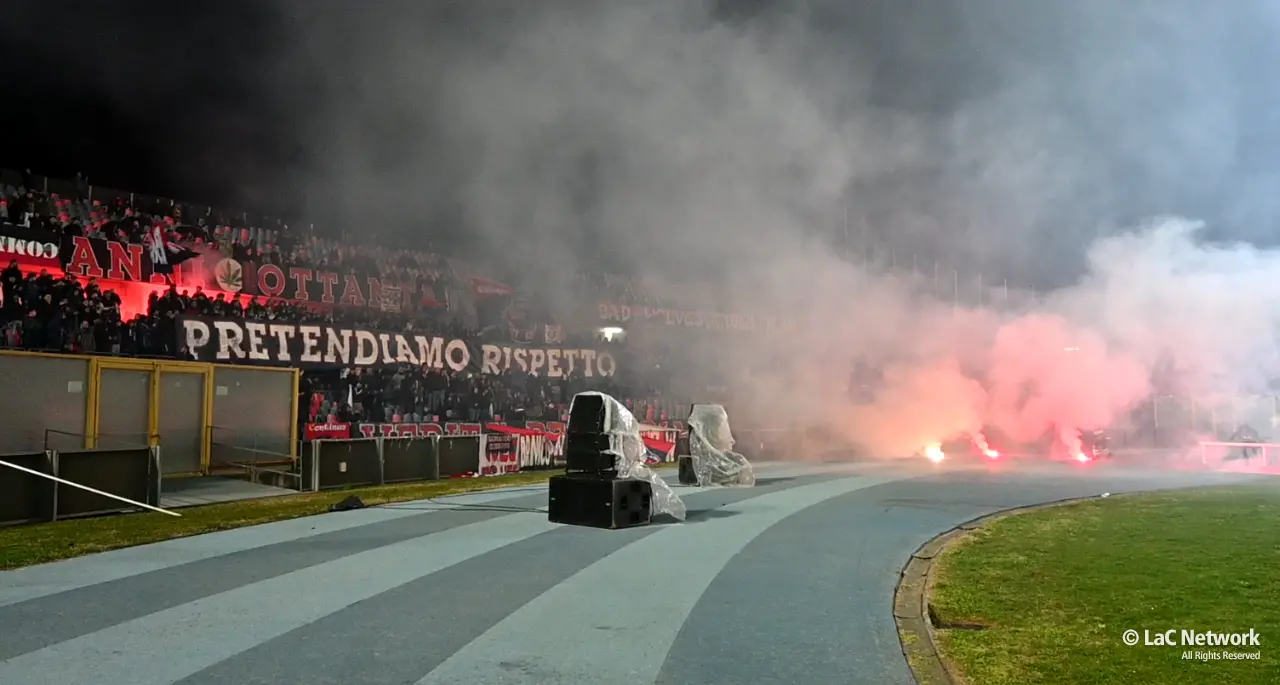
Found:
<box><xmin>37</xmin><ymin>230</ymin><xmax>425</xmax><ymax>314</ymax></box>
<box><xmin>240</xmin><ymin>262</ymin><xmax>409</xmax><ymax>311</ymax></box>
<box><xmin>305</xmin><ymin>422</ymin><xmax>351</xmax><ymax>440</ymax></box>
<box><xmin>641</xmin><ymin>433</ymin><xmax>677</xmax><ymax>454</ymax></box>
<box><xmin>660</xmin><ymin>420</ymin><xmax>688</xmax><ymax>434</ymax></box>
<box><xmin>350</xmin><ymin>419</ymin><xmax>674</xmax><ymax>440</ymax></box>
<box><xmin>485</xmin><ymin>423</ymin><xmax>562</xmax><ymax>468</ymax></box>
<box><xmin>471</xmin><ymin>275</ymin><xmax>514</xmax><ymax>298</ymax></box>
<box><xmin>357</xmin><ymin>421</ymin><xmax>485</xmax><ymax>438</ymax></box>
<box><xmin>480</xmin><ymin>432</ymin><xmax>520</xmax><ymax>475</ymax></box>
<box><xmin>522</xmin><ymin>420</ymin><xmax>566</xmax><ymax>435</ymax></box>
<box><xmin>336</xmin><ymin>419</ymin><xmax>675</xmax><ymax>467</ymax></box>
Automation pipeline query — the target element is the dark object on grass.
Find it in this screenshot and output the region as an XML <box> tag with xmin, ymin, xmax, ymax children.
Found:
<box><xmin>330</xmin><ymin>495</ymin><xmax>366</xmax><ymax>512</ymax></box>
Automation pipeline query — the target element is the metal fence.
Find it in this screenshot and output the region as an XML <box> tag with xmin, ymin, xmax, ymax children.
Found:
<box><xmin>1125</xmin><ymin>395</ymin><xmax>1278</xmax><ymax>447</ymax></box>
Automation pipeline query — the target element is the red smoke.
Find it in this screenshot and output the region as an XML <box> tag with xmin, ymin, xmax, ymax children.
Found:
<box><xmin>844</xmin><ymin>356</ymin><xmax>987</xmax><ymax>457</ymax></box>
<box><xmin>984</xmin><ymin>314</ymin><xmax>1151</xmax><ymax>446</ymax></box>
<box><xmin>838</xmin><ymin>310</ymin><xmax>1152</xmax><ymax>460</ymax></box>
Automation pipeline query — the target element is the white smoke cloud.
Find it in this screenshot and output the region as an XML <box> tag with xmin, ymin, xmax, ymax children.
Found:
<box><xmin>258</xmin><ymin>0</ymin><xmax>1280</xmax><ymax>457</ymax></box>
<box><xmin>1058</xmin><ymin>218</ymin><xmax>1280</xmax><ymax>399</ymax></box>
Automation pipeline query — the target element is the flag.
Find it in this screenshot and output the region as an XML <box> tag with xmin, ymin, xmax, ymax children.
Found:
<box><xmin>146</xmin><ymin>224</ymin><xmax>198</xmax><ymax>275</ymax></box>
<box><xmin>641</xmin><ymin>435</ymin><xmax>675</xmax><ymax>464</ymax></box>
<box><xmin>470</xmin><ymin>275</ymin><xmax>514</xmax><ymax>298</ymax></box>
<box><xmin>544</xmin><ymin>324</ymin><xmax>565</xmax><ymax>345</ymax></box>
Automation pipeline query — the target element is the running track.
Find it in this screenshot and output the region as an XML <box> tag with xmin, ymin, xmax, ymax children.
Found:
<box><xmin>0</xmin><ymin>460</ymin><xmax>1265</xmax><ymax>685</ymax></box>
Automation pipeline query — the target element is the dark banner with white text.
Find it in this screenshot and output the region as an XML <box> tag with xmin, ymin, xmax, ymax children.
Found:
<box><xmin>0</xmin><ymin>223</ymin><xmax>62</xmax><ymax>269</ymax></box>
<box><xmin>178</xmin><ymin>315</ymin><xmax>618</xmax><ymax>376</ymax></box>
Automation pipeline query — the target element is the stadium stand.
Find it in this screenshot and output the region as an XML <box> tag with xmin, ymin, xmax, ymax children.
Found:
<box><xmin>0</xmin><ymin>168</ymin><xmax>691</xmax><ymax>433</ymax></box>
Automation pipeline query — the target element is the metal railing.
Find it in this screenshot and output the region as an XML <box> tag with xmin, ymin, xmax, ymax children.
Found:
<box><xmin>1197</xmin><ymin>441</ymin><xmax>1277</xmax><ymax>467</ymax></box>
<box><xmin>211</xmin><ymin>443</ymin><xmax>304</xmax><ymax>491</ymax></box>
<box><xmin>44</xmin><ymin>428</ymin><xmax>151</xmax><ymax>452</ymax></box>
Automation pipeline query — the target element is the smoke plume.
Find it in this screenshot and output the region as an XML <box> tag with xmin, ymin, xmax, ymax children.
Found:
<box><xmin>253</xmin><ymin>1</ymin><xmax>1280</xmax><ymax>455</ymax></box>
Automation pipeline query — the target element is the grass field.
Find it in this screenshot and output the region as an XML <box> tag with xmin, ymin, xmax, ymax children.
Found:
<box><xmin>0</xmin><ymin>466</ymin><xmax>673</xmax><ymax>570</ymax></box>
<box><xmin>929</xmin><ymin>484</ymin><xmax>1280</xmax><ymax>685</ymax></box>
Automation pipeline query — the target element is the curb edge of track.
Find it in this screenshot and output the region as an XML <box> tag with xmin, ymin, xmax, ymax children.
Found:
<box><xmin>892</xmin><ymin>494</ymin><xmax>1120</xmax><ymax>685</ymax></box>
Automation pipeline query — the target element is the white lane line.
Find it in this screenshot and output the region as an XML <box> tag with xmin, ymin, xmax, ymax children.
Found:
<box><xmin>0</xmin><ymin>511</ymin><xmax>562</xmax><ymax>685</ymax></box>
<box><xmin>0</xmin><ymin>486</ymin><xmax>544</xmax><ymax>608</ymax></box>
<box><xmin>0</xmin><ymin>462</ymin><xmax>861</xmax><ymax>609</ymax></box>
<box><xmin>415</xmin><ymin>473</ymin><xmax>909</xmax><ymax>685</ymax></box>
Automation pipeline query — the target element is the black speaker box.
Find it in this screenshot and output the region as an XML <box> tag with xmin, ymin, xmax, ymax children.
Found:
<box><xmin>677</xmin><ymin>456</ymin><xmax>697</xmax><ymax>485</ymax></box>
<box><xmin>564</xmin><ymin>432</ymin><xmax>616</xmax><ymax>472</ymax></box>
<box><xmin>548</xmin><ymin>474</ymin><xmax>653</xmax><ymax>529</ymax></box>
<box><xmin>567</xmin><ymin>394</ymin><xmax>608</xmax><ymax>434</ymax></box>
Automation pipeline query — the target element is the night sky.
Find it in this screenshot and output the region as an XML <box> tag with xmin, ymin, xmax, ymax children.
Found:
<box><xmin>1</xmin><ymin>0</ymin><xmax>963</xmax><ymax>265</ymax></box>
<box><xmin>0</xmin><ymin>0</ymin><xmax>1018</xmax><ymax>224</ymax></box>
<box><xmin>7</xmin><ymin>1</ymin><xmax>1280</xmax><ymax>288</ymax></box>
<box><xmin>0</xmin><ymin>2</ymin><xmax>290</xmax><ymax>211</ymax></box>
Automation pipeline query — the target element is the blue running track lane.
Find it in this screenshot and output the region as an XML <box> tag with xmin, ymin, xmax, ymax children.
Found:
<box><xmin>0</xmin><ymin>460</ymin><xmax>1265</xmax><ymax>685</ymax></box>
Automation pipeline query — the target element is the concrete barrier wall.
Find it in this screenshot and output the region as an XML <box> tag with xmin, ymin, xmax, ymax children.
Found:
<box><xmin>383</xmin><ymin>438</ymin><xmax>438</xmax><ymax>483</ymax></box>
<box><xmin>0</xmin><ymin>452</ymin><xmax>56</xmax><ymax>524</ymax></box>
<box><xmin>307</xmin><ymin>437</ymin><xmax>441</xmax><ymax>490</ymax></box>
<box><xmin>0</xmin><ymin>447</ymin><xmax>158</xmax><ymax>525</ymax></box>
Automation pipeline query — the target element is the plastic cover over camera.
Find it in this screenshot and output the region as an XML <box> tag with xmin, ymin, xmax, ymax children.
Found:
<box><xmin>687</xmin><ymin>403</ymin><xmax>756</xmax><ymax>487</ymax></box>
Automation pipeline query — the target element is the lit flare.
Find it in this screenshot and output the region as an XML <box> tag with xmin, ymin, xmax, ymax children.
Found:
<box><xmin>972</xmin><ymin>432</ymin><xmax>999</xmax><ymax>458</ymax></box>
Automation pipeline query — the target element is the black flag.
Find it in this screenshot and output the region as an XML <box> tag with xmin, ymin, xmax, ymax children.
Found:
<box><xmin>147</xmin><ymin>225</ymin><xmax>198</xmax><ymax>275</ymax></box>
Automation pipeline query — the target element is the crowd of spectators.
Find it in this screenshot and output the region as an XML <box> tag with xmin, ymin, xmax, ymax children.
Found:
<box><xmin>1</xmin><ymin>173</ymin><xmax>452</xmax><ymax>303</ymax></box>
<box><xmin>0</xmin><ymin>167</ymin><xmax>696</xmax><ymax>430</ymax></box>
<box><xmin>0</xmin><ymin>264</ymin><xmax>127</xmax><ymax>353</ymax></box>
<box><xmin>0</xmin><ymin>265</ymin><xmax>685</xmax><ymax>426</ymax></box>
<box><xmin>1</xmin><ymin>173</ymin><xmax>555</xmax><ymax>341</ymax></box>
<box><xmin>573</xmin><ymin>271</ymin><xmax>681</xmax><ymax>308</ymax></box>
<box><xmin>3</xmin><ymin>168</ymin><xmax>681</xmax><ymax>315</ymax></box>
<box><xmin>302</xmin><ymin>364</ymin><xmax>684</xmax><ymax>429</ymax></box>
<box><xmin>1</xmin><ymin>168</ymin><xmax>693</xmax><ymax>428</ymax></box>
<box><xmin>305</xmin><ymin>365</ymin><xmax>597</xmax><ymax>425</ymax></box>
